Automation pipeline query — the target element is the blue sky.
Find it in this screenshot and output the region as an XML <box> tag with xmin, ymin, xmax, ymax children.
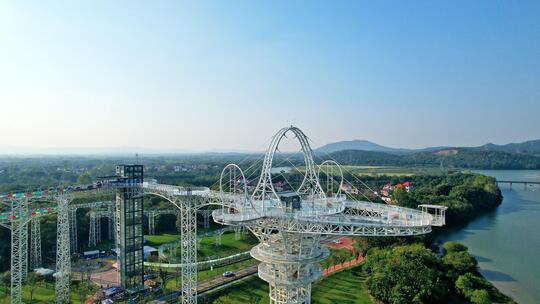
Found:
<box><xmin>1</xmin><ymin>1</ymin><xmax>539</xmax><ymax>153</ymax></box>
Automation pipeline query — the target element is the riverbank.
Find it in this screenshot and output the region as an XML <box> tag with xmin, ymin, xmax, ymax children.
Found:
<box><xmin>437</xmin><ymin>170</ymin><xmax>540</xmax><ymax>304</ymax></box>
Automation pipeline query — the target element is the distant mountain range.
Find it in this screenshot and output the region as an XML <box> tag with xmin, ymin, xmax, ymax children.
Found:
<box><xmin>315</xmin><ymin>140</ymin><xmax>447</xmax><ymax>155</ymax></box>
<box><xmin>472</xmin><ymin>139</ymin><xmax>540</xmax><ymax>156</ymax></box>
<box><xmin>316</xmin><ymin>139</ymin><xmax>540</xmax><ymax>156</ymax></box>
<box><xmin>316</xmin><ymin>139</ymin><xmax>540</xmax><ymax>170</ymax></box>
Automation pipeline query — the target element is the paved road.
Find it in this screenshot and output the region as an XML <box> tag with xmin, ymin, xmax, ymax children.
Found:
<box><xmin>196</xmin><ymin>236</ymin><xmax>345</xmax><ymax>293</ymax></box>
<box><xmin>197</xmin><ymin>263</ymin><xmax>259</xmax><ymax>293</ymax></box>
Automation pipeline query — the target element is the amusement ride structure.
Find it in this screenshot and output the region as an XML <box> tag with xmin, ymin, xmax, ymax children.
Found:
<box><xmin>0</xmin><ymin>126</ymin><xmax>447</xmax><ymax>304</ymax></box>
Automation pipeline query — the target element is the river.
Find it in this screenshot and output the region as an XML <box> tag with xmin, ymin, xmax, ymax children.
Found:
<box><xmin>437</xmin><ymin>170</ymin><xmax>540</xmax><ymax>304</ymax></box>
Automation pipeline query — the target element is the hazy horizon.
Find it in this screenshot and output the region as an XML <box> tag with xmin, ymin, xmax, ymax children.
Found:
<box><xmin>1</xmin><ymin>136</ymin><xmax>538</xmax><ymax>155</ymax></box>
<box><xmin>1</xmin><ymin>1</ymin><xmax>539</xmax><ymax>153</ymax></box>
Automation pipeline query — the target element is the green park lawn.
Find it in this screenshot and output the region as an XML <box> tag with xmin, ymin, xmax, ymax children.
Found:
<box><xmin>155</xmin><ymin>231</ymin><xmax>258</xmax><ymax>260</ymax></box>
<box><xmin>0</xmin><ymin>281</ymin><xmax>95</xmax><ymax>304</ymax></box>
<box><xmin>145</xmin><ymin>230</ymin><xmax>258</xmax><ymax>259</ymax></box>
<box><xmin>311</xmin><ymin>266</ymin><xmax>372</xmax><ymax>304</ymax></box>
<box><xmin>197</xmin><ymin>231</ymin><xmax>258</xmax><ymax>259</ymax></box>
<box><xmin>163</xmin><ymin>258</ymin><xmax>259</xmax><ymax>290</ymax></box>
<box><xmin>321</xmin><ymin>248</ymin><xmax>357</xmax><ymax>270</ymax></box>
<box><xmin>202</xmin><ymin>265</ymin><xmax>372</xmax><ymax>304</ymax></box>
<box><xmin>145</xmin><ymin>233</ymin><xmax>181</xmax><ymax>246</ymax></box>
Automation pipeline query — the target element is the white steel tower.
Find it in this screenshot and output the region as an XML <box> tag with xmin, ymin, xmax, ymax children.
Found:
<box><xmin>213</xmin><ymin>126</ymin><xmax>447</xmax><ymax>304</ymax></box>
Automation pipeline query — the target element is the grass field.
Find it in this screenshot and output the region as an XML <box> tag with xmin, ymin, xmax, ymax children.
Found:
<box><xmin>197</xmin><ymin>232</ymin><xmax>258</xmax><ymax>259</ymax></box>
<box><xmin>145</xmin><ymin>233</ymin><xmax>181</xmax><ymax>246</ymax></box>
<box><xmin>321</xmin><ymin>248</ymin><xmax>358</xmax><ymax>269</ymax></box>
<box><xmin>146</xmin><ymin>231</ymin><xmax>258</xmax><ymax>260</ymax></box>
<box><xmin>311</xmin><ymin>266</ymin><xmax>372</xmax><ymax>304</ymax></box>
<box><xmin>0</xmin><ymin>281</ymin><xmax>95</xmax><ymax>304</ymax></box>
<box><xmin>339</xmin><ymin>165</ymin><xmax>419</xmax><ymax>176</ymax></box>
<box><xmin>156</xmin><ymin>231</ymin><xmax>258</xmax><ymax>260</ymax></box>
<box><xmin>163</xmin><ymin>258</ymin><xmax>259</xmax><ymax>290</ymax></box>
<box><xmin>202</xmin><ymin>265</ymin><xmax>372</xmax><ymax>304</ymax></box>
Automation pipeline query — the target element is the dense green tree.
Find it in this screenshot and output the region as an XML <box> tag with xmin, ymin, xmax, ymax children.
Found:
<box><xmin>76</xmin><ymin>172</ymin><xmax>92</xmax><ymax>184</ymax></box>
<box><xmin>455</xmin><ymin>272</ymin><xmax>495</xmax><ymax>303</ymax></box>
<box><xmin>442</xmin><ymin>241</ymin><xmax>468</xmax><ymax>253</ymax></box>
<box><xmin>0</xmin><ymin>271</ymin><xmax>10</xmax><ymax>287</ymax></box>
<box><xmin>470</xmin><ymin>289</ymin><xmax>491</xmax><ymax>304</ymax></box>
<box><xmin>363</xmin><ymin>244</ymin><xmax>449</xmax><ymax>304</ymax></box>
<box><xmin>392</xmin><ymin>188</ymin><xmax>418</xmax><ymax>208</ymax></box>
<box><xmin>443</xmin><ymin>251</ymin><xmax>478</xmax><ymax>276</ymax></box>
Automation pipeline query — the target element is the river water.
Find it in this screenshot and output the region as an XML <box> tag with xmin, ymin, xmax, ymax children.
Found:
<box><xmin>437</xmin><ymin>170</ymin><xmax>540</xmax><ymax>304</ymax></box>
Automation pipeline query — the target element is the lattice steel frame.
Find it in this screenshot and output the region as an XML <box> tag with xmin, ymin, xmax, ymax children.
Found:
<box><xmin>30</xmin><ymin>217</ymin><xmax>42</xmax><ymax>270</ymax></box>
<box><xmin>55</xmin><ymin>195</ymin><xmax>71</xmax><ymax>304</ymax></box>
<box><xmin>88</xmin><ymin>209</ymin><xmax>101</xmax><ymax>247</ymax></box>
<box><xmin>10</xmin><ymin>198</ymin><xmax>28</xmax><ymax>304</ymax></box>
<box><xmin>180</xmin><ymin>199</ymin><xmax>197</xmax><ymax>304</ymax></box>
<box><xmin>251</xmin><ymin>126</ymin><xmax>324</xmax><ymax>202</ymax></box>
<box><xmin>69</xmin><ymin>208</ymin><xmax>78</xmax><ymax>253</ymax></box>
<box><xmin>148</xmin><ymin>211</ymin><xmax>156</xmax><ymax>235</ymax></box>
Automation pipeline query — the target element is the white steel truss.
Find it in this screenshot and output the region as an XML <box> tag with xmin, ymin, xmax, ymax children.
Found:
<box><xmin>30</xmin><ymin>217</ymin><xmax>42</xmax><ymax>270</ymax></box>
<box><xmin>88</xmin><ymin>209</ymin><xmax>101</xmax><ymax>247</ymax></box>
<box><xmin>212</xmin><ymin>126</ymin><xmax>448</xmax><ymax>304</ymax></box>
<box><xmin>55</xmin><ymin>195</ymin><xmax>71</xmax><ymax>304</ymax></box>
<box><xmin>234</xmin><ymin>226</ymin><xmax>242</xmax><ymax>240</ymax></box>
<box><xmin>251</xmin><ymin>126</ymin><xmax>325</xmax><ymax>202</ymax></box>
<box><xmin>202</xmin><ymin>209</ymin><xmax>211</xmax><ymax>229</ymax></box>
<box><xmin>69</xmin><ymin>208</ymin><xmax>78</xmax><ymax>253</ymax></box>
<box><xmin>180</xmin><ymin>200</ymin><xmax>197</xmax><ymax>304</ymax></box>
<box><xmin>148</xmin><ymin>211</ymin><xmax>156</xmax><ymax>235</ymax></box>
<box><xmin>10</xmin><ymin>198</ymin><xmax>28</xmax><ymax>304</ymax></box>
<box><xmin>108</xmin><ymin>203</ymin><xmax>115</xmax><ymax>240</ymax></box>
<box><xmin>0</xmin><ymin>126</ymin><xmax>449</xmax><ymax>304</ymax></box>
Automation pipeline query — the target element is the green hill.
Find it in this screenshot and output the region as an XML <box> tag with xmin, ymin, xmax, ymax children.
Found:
<box><xmin>329</xmin><ymin>148</ymin><xmax>540</xmax><ymax>169</ymax></box>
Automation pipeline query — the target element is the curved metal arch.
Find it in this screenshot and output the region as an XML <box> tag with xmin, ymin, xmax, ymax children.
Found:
<box><xmin>142</xmin><ymin>191</ymin><xmax>183</xmax><ymax>210</ymax></box>
<box><xmin>219</xmin><ymin>164</ymin><xmax>249</xmax><ymax>199</ymax></box>
<box><xmin>142</xmin><ymin>191</ymin><xmax>228</xmax><ymax>210</ymax></box>
<box><xmin>219</xmin><ymin>163</ymin><xmax>259</xmax><ymax>217</ymax></box>
<box><xmin>317</xmin><ymin>160</ymin><xmax>344</xmax><ymax>197</ymax></box>
<box><xmin>251</xmin><ymin>126</ymin><xmax>325</xmax><ymax>202</ymax></box>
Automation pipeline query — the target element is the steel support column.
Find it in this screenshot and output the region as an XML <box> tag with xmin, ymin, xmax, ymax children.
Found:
<box><xmin>180</xmin><ymin>199</ymin><xmax>197</xmax><ymax>304</ymax></box>
<box><xmin>55</xmin><ymin>195</ymin><xmax>71</xmax><ymax>304</ymax></box>
<box><xmin>10</xmin><ymin>198</ymin><xmax>29</xmax><ymax>304</ymax></box>
<box><xmin>148</xmin><ymin>211</ymin><xmax>156</xmax><ymax>235</ymax></box>
<box><xmin>234</xmin><ymin>226</ymin><xmax>242</xmax><ymax>240</ymax></box>
<box><xmin>88</xmin><ymin>209</ymin><xmax>101</xmax><ymax>247</ymax></box>
<box><xmin>108</xmin><ymin>205</ymin><xmax>115</xmax><ymax>240</ymax></box>
<box><xmin>203</xmin><ymin>209</ymin><xmax>210</xmax><ymax>229</ymax></box>
<box><xmin>69</xmin><ymin>208</ymin><xmax>78</xmax><ymax>253</ymax></box>
<box><xmin>30</xmin><ymin>217</ymin><xmax>42</xmax><ymax>270</ymax></box>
